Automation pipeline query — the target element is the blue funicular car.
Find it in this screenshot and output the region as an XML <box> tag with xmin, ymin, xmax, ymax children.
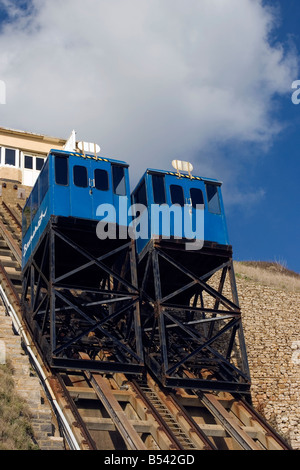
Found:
<box><xmin>131</xmin><ymin>159</ymin><xmax>229</xmax><ymax>257</ymax></box>
<box><xmin>22</xmin><ymin>146</ymin><xmax>130</xmax><ymax>269</ymax></box>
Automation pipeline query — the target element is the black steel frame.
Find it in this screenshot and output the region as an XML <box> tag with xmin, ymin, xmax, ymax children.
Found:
<box><xmin>137</xmin><ymin>239</ymin><xmax>251</xmax><ymax>393</ymax></box>
<box><xmin>21</xmin><ymin>216</ymin><xmax>144</xmax><ymax>374</ymax></box>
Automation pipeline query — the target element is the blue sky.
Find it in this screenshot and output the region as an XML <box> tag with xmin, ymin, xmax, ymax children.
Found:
<box><xmin>227</xmin><ymin>0</ymin><xmax>300</xmax><ymax>272</ymax></box>
<box><xmin>0</xmin><ymin>0</ymin><xmax>299</xmax><ymax>273</ymax></box>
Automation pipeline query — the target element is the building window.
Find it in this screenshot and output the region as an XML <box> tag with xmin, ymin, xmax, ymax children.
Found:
<box><xmin>94</xmin><ymin>169</ymin><xmax>109</xmax><ymax>191</ymax></box>
<box><xmin>55</xmin><ymin>155</ymin><xmax>69</xmax><ymax>186</ymax></box>
<box><xmin>152</xmin><ymin>174</ymin><xmax>166</xmax><ymax>204</ymax></box>
<box><xmin>112</xmin><ymin>165</ymin><xmax>126</xmax><ymax>196</ymax></box>
<box><xmin>206</xmin><ymin>184</ymin><xmax>221</xmax><ymax>214</ymax></box>
<box><xmin>36</xmin><ymin>157</ymin><xmax>44</xmax><ymax>171</ymax></box>
<box><xmin>24</xmin><ymin>155</ymin><xmax>33</xmax><ymax>169</ymax></box>
<box><xmin>5</xmin><ymin>148</ymin><xmax>16</xmax><ymax>166</ymax></box>
<box><xmin>170</xmin><ymin>184</ymin><xmax>184</xmax><ymax>206</ymax></box>
<box><xmin>190</xmin><ymin>188</ymin><xmax>204</xmax><ymax>208</ymax></box>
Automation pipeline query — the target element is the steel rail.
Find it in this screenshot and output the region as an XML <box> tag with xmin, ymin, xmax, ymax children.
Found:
<box><xmin>1</xmin><ymin>201</ymin><xmax>22</xmax><ymax>230</ymax></box>
<box><xmin>0</xmin><ymin>218</ymin><xmax>22</xmax><ymax>265</ymax></box>
<box><xmin>235</xmin><ymin>397</ymin><xmax>293</xmax><ymax>450</ymax></box>
<box><xmin>54</xmin><ymin>373</ymin><xmax>97</xmax><ymax>450</ymax></box>
<box><xmin>167</xmin><ymin>391</ymin><xmax>217</xmax><ymax>450</ymax></box>
<box><xmin>130</xmin><ymin>379</ymin><xmax>186</xmax><ymax>450</ymax></box>
<box><xmin>80</xmin><ymin>357</ymin><xmax>147</xmax><ymax>451</ymax></box>
<box><xmin>198</xmin><ymin>391</ymin><xmax>262</xmax><ymax>450</ymax></box>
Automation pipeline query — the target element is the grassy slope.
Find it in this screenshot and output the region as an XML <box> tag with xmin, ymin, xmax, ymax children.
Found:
<box><xmin>0</xmin><ymin>362</ymin><xmax>38</xmax><ymax>450</ymax></box>
<box><xmin>234</xmin><ymin>261</ymin><xmax>300</xmax><ymax>293</ymax></box>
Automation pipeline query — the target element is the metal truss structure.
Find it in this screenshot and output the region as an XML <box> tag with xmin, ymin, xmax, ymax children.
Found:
<box><xmin>137</xmin><ymin>239</ymin><xmax>251</xmax><ymax>394</ymax></box>
<box><xmin>22</xmin><ymin>216</ymin><xmax>144</xmax><ymax>374</ymax></box>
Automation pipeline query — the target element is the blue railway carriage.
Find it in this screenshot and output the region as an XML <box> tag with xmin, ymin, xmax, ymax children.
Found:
<box><xmin>21</xmin><ymin>149</ymin><xmax>144</xmax><ymax>375</ymax></box>
<box><xmin>131</xmin><ymin>168</ymin><xmax>229</xmax><ymax>256</ymax></box>
<box><xmin>22</xmin><ymin>149</ymin><xmax>130</xmax><ymax>269</ymax></box>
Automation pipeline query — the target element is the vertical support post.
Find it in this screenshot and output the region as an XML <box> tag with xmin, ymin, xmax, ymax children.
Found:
<box><xmin>30</xmin><ymin>265</ymin><xmax>35</xmax><ymax>311</ymax></box>
<box><xmin>49</xmin><ymin>227</ymin><xmax>56</xmax><ymax>356</ymax></box>
<box><xmin>151</xmin><ymin>249</ymin><xmax>168</xmax><ymax>376</ymax></box>
<box><xmin>129</xmin><ymin>240</ymin><xmax>143</xmax><ymax>362</ymax></box>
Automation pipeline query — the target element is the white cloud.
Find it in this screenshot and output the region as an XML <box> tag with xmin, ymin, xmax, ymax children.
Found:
<box><xmin>0</xmin><ymin>0</ymin><xmax>298</xmax><ymax>187</ymax></box>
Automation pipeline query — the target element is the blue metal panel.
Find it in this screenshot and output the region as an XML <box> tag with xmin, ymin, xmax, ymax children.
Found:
<box><xmin>131</xmin><ymin>169</ymin><xmax>230</xmax><ymax>255</ymax></box>
<box><xmin>22</xmin><ymin>191</ymin><xmax>50</xmax><ymax>269</ymax></box>
<box><xmin>22</xmin><ymin>149</ymin><xmax>132</xmax><ymax>269</ymax></box>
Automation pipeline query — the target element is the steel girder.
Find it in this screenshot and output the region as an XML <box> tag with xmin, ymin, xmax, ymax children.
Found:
<box><xmin>137</xmin><ymin>239</ymin><xmax>251</xmax><ymax>394</ymax></box>
<box><xmin>21</xmin><ymin>216</ymin><xmax>144</xmax><ymax>374</ymax></box>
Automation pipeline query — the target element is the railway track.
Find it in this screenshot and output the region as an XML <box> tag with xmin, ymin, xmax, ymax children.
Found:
<box><xmin>0</xmin><ymin>200</ymin><xmax>292</xmax><ymax>451</ymax></box>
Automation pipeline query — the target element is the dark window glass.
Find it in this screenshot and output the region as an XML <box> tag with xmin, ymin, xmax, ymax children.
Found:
<box><xmin>190</xmin><ymin>188</ymin><xmax>204</xmax><ymax>208</ymax></box>
<box><xmin>206</xmin><ymin>184</ymin><xmax>221</xmax><ymax>214</ymax></box>
<box><xmin>112</xmin><ymin>165</ymin><xmax>126</xmax><ymax>196</ymax></box>
<box><xmin>134</xmin><ymin>179</ymin><xmax>147</xmax><ymax>208</ymax></box>
<box><xmin>55</xmin><ymin>156</ymin><xmax>68</xmax><ymax>186</ymax></box>
<box><xmin>25</xmin><ymin>155</ymin><xmax>33</xmax><ymax>169</ymax></box>
<box><xmin>73</xmin><ymin>165</ymin><xmax>88</xmax><ymax>187</ymax></box>
<box><xmin>36</xmin><ymin>157</ymin><xmax>44</xmax><ymax>171</ymax></box>
<box><xmin>94</xmin><ymin>169</ymin><xmax>109</xmax><ymax>191</ymax></box>
<box><xmin>39</xmin><ymin>159</ymin><xmax>49</xmax><ymax>204</ymax></box>
<box><xmin>152</xmin><ymin>174</ymin><xmax>166</xmax><ymax>204</ymax></box>
<box><xmin>5</xmin><ymin>148</ymin><xmax>16</xmax><ymax>166</ymax></box>
<box><xmin>170</xmin><ymin>184</ymin><xmax>184</xmax><ymax>206</ymax></box>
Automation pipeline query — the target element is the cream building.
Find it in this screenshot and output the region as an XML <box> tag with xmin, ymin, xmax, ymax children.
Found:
<box><xmin>0</xmin><ymin>126</ymin><xmax>68</xmax><ymax>187</ymax></box>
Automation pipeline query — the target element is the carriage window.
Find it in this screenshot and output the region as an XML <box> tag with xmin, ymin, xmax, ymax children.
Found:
<box><xmin>36</xmin><ymin>157</ymin><xmax>44</xmax><ymax>171</ymax></box>
<box><xmin>25</xmin><ymin>155</ymin><xmax>33</xmax><ymax>169</ymax></box>
<box><xmin>133</xmin><ymin>179</ymin><xmax>148</xmax><ymax>217</ymax></box>
<box><xmin>206</xmin><ymin>184</ymin><xmax>221</xmax><ymax>214</ymax></box>
<box><xmin>39</xmin><ymin>159</ymin><xmax>49</xmax><ymax>204</ymax></box>
<box><xmin>112</xmin><ymin>165</ymin><xmax>126</xmax><ymax>196</ymax></box>
<box><xmin>134</xmin><ymin>179</ymin><xmax>147</xmax><ymax>208</ymax></box>
<box><xmin>73</xmin><ymin>165</ymin><xmax>88</xmax><ymax>188</ymax></box>
<box><xmin>55</xmin><ymin>156</ymin><xmax>69</xmax><ymax>186</ymax></box>
<box><xmin>94</xmin><ymin>169</ymin><xmax>109</xmax><ymax>191</ymax></box>
<box><xmin>190</xmin><ymin>188</ymin><xmax>204</xmax><ymax>208</ymax></box>
<box><xmin>170</xmin><ymin>184</ymin><xmax>184</xmax><ymax>206</ymax></box>
<box><xmin>5</xmin><ymin>148</ymin><xmax>16</xmax><ymax>166</ymax></box>
<box><xmin>152</xmin><ymin>174</ymin><xmax>166</xmax><ymax>204</ymax></box>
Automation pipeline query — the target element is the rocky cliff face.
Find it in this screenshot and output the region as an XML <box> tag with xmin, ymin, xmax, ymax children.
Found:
<box><xmin>234</xmin><ymin>262</ymin><xmax>300</xmax><ymax>449</ymax></box>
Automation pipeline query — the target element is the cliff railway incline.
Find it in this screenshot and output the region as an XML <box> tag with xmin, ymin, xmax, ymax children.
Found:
<box><xmin>0</xmin><ymin>184</ymin><xmax>292</xmax><ymax>451</ymax></box>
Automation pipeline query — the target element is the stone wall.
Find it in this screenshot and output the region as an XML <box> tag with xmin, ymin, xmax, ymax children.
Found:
<box><xmin>236</xmin><ymin>277</ymin><xmax>300</xmax><ymax>450</ymax></box>
<box><xmin>0</xmin><ymin>305</ymin><xmax>65</xmax><ymax>450</ymax></box>
<box><xmin>0</xmin><ymin>180</ymin><xmax>31</xmax><ymax>206</ymax></box>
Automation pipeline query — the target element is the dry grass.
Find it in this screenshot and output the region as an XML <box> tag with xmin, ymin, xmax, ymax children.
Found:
<box><xmin>0</xmin><ymin>362</ymin><xmax>38</xmax><ymax>450</ymax></box>
<box><xmin>234</xmin><ymin>261</ymin><xmax>300</xmax><ymax>293</ymax></box>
